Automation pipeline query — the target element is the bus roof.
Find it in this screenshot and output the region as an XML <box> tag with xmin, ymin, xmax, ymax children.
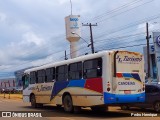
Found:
<box><xmin>24</xmin><ymin>50</ymin><xmax>141</xmax><ymax>73</ymax></box>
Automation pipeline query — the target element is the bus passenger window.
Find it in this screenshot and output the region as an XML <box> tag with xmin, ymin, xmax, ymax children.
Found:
<box><xmin>30</xmin><ymin>71</ymin><xmax>37</xmax><ymax>84</ymax></box>
<box><xmin>22</xmin><ymin>74</ymin><xmax>29</xmax><ymax>89</ymax></box>
<box><xmin>68</xmin><ymin>62</ymin><xmax>82</xmax><ymax>80</ymax></box>
<box><xmin>97</xmin><ymin>65</ymin><xmax>102</xmax><ymax>76</ymax></box>
<box><xmin>46</xmin><ymin>67</ymin><xmax>55</xmax><ymax>82</ymax></box>
<box><xmin>25</xmin><ymin>76</ymin><xmax>29</xmax><ymax>86</ymax></box>
<box><xmin>56</xmin><ymin>65</ymin><xmax>68</xmax><ymax>81</ymax></box>
<box><xmin>37</xmin><ymin>70</ymin><xmax>45</xmax><ymax>83</ymax></box>
<box><xmin>83</xmin><ymin>58</ymin><xmax>102</xmax><ymax>79</ymax></box>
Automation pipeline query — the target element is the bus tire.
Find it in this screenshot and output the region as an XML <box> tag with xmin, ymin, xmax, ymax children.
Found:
<box><xmin>154</xmin><ymin>101</ymin><xmax>160</xmax><ymax>113</ymax></box>
<box><xmin>30</xmin><ymin>94</ymin><xmax>37</xmax><ymax>108</ymax></box>
<box><xmin>63</xmin><ymin>95</ymin><xmax>73</xmax><ymax>113</ymax></box>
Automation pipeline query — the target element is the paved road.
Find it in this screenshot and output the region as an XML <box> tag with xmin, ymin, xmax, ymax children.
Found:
<box><xmin>0</xmin><ymin>98</ymin><xmax>159</xmax><ymax>120</ymax></box>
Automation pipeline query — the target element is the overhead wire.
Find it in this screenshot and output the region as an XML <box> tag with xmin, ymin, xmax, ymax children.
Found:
<box><xmin>0</xmin><ymin>0</ymin><xmax>158</xmax><ymax>73</ymax></box>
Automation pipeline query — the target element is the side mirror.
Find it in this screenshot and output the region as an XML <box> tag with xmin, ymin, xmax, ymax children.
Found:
<box><xmin>22</xmin><ymin>75</ymin><xmax>25</xmax><ymax>82</ymax></box>
<box><xmin>52</xmin><ymin>80</ymin><xmax>55</xmax><ymax>82</ymax></box>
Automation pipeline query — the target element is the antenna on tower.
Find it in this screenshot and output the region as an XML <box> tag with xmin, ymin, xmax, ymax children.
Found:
<box><xmin>70</xmin><ymin>0</ymin><xmax>73</xmax><ymax>15</ymax></box>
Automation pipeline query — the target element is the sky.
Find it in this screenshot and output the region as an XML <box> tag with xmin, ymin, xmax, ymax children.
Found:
<box><xmin>0</xmin><ymin>0</ymin><xmax>160</xmax><ymax>78</ymax></box>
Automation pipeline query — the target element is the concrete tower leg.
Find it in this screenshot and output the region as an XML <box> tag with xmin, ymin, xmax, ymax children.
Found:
<box><xmin>70</xmin><ymin>41</ymin><xmax>78</xmax><ymax>59</ymax></box>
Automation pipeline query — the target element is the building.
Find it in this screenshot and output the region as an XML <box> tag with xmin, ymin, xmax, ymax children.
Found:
<box><xmin>143</xmin><ymin>45</ymin><xmax>157</xmax><ymax>79</ymax></box>
<box><xmin>0</xmin><ymin>78</ymin><xmax>16</xmax><ymax>90</ymax></box>
<box><xmin>143</xmin><ymin>32</ymin><xmax>160</xmax><ymax>83</ymax></box>
<box><xmin>14</xmin><ymin>67</ymin><xmax>34</xmax><ymax>88</ymax></box>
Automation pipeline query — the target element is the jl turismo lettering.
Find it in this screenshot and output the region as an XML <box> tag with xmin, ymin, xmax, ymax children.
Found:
<box><xmin>36</xmin><ymin>85</ymin><xmax>52</xmax><ymax>92</ymax></box>
<box><xmin>116</xmin><ymin>55</ymin><xmax>142</xmax><ymax>63</ymax></box>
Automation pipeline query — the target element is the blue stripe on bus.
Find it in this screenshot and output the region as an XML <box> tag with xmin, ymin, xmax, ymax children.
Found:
<box><xmin>67</xmin><ymin>79</ymin><xmax>86</xmax><ymax>87</ymax></box>
<box><xmin>131</xmin><ymin>73</ymin><xmax>141</xmax><ymax>82</ymax></box>
<box><xmin>122</xmin><ymin>73</ymin><xmax>132</xmax><ymax>78</ymax></box>
<box><xmin>103</xmin><ymin>92</ymin><xmax>145</xmax><ymax>104</ymax></box>
<box><xmin>50</xmin><ymin>81</ymin><xmax>69</xmax><ymax>101</ymax></box>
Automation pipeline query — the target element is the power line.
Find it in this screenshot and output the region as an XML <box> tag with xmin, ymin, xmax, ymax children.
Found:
<box><xmin>0</xmin><ymin>0</ymin><xmax>158</xmax><ymax>72</ymax></box>
<box><xmin>81</xmin><ymin>0</ymin><xmax>147</xmax><ymax>39</ymax></box>
<box><xmin>96</xmin><ymin>0</ymin><xmax>154</xmax><ymax>23</ymax></box>
<box><xmin>93</xmin><ymin>13</ymin><xmax>160</xmax><ymax>40</ymax></box>
<box><xmin>98</xmin><ymin>43</ymin><xmax>153</xmax><ymax>51</ymax></box>
<box><xmin>83</xmin><ymin>0</ymin><xmax>143</xmax><ymax>23</ymax></box>
<box><xmin>1</xmin><ymin>30</ymin><xmax>157</xmax><ymax>72</ymax></box>
<box><xmin>94</xmin><ymin>32</ymin><xmax>146</xmax><ymax>43</ymax></box>
<box><xmin>82</xmin><ymin>0</ymin><xmax>154</xmax><ymax>39</ymax></box>
<box><xmin>0</xmin><ymin>39</ymin><xmax>153</xmax><ymax>72</ymax></box>
<box><xmin>95</xmin><ymin>38</ymin><xmax>146</xmax><ymax>48</ymax></box>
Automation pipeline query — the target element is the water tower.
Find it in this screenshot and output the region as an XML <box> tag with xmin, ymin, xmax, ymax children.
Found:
<box><xmin>65</xmin><ymin>15</ymin><xmax>81</xmax><ymax>58</ymax></box>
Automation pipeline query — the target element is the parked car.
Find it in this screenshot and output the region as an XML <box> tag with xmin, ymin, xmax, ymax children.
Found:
<box><xmin>145</xmin><ymin>78</ymin><xmax>158</xmax><ymax>84</ymax></box>
<box><xmin>14</xmin><ymin>87</ymin><xmax>23</xmax><ymax>93</ymax></box>
<box><xmin>120</xmin><ymin>84</ymin><xmax>160</xmax><ymax>113</ymax></box>
<box><xmin>0</xmin><ymin>87</ymin><xmax>17</xmax><ymax>94</ymax></box>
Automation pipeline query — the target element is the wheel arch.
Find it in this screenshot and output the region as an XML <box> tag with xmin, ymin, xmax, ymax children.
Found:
<box><xmin>30</xmin><ymin>93</ymin><xmax>35</xmax><ymax>102</ymax></box>
<box><xmin>153</xmin><ymin>100</ymin><xmax>160</xmax><ymax>106</ymax></box>
<box><xmin>62</xmin><ymin>92</ymin><xmax>72</xmax><ymax>104</ymax></box>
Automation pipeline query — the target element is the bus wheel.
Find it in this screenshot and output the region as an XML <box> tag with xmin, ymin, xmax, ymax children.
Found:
<box><xmin>154</xmin><ymin>102</ymin><xmax>160</xmax><ymax>113</ymax></box>
<box><xmin>63</xmin><ymin>95</ymin><xmax>73</xmax><ymax>113</ymax></box>
<box><xmin>31</xmin><ymin>95</ymin><xmax>37</xmax><ymax>108</ymax></box>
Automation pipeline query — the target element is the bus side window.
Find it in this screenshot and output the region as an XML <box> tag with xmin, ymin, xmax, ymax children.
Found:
<box><xmin>22</xmin><ymin>74</ymin><xmax>29</xmax><ymax>90</ymax></box>
<box><xmin>68</xmin><ymin>62</ymin><xmax>82</xmax><ymax>80</ymax></box>
<box><xmin>83</xmin><ymin>58</ymin><xmax>102</xmax><ymax>79</ymax></box>
<box><xmin>56</xmin><ymin>65</ymin><xmax>68</xmax><ymax>81</ymax></box>
<box><xmin>30</xmin><ymin>71</ymin><xmax>37</xmax><ymax>84</ymax></box>
<box><xmin>97</xmin><ymin>58</ymin><xmax>102</xmax><ymax>76</ymax></box>
<box><xmin>46</xmin><ymin>67</ymin><xmax>55</xmax><ymax>82</ymax></box>
<box><xmin>37</xmin><ymin>70</ymin><xmax>45</xmax><ymax>83</ymax></box>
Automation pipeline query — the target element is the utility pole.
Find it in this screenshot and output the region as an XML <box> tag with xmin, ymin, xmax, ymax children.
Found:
<box><xmin>146</xmin><ymin>22</ymin><xmax>151</xmax><ymax>80</ymax></box>
<box><xmin>82</xmin><ymin>23</ymin><xmax>97</xmax><ymax>53</ymax></box>
<box><xmin>70</xmin><ymin>0</ymin><xmax>72</xmax><ymax>15</ymax></box>
<box><xmin>65</xmin><ymin>50</ymin><xmax>68</xmax><ymax>60</ymax></box>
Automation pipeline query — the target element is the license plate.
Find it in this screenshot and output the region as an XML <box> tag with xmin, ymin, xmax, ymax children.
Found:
<box><xmin>124</xmin><ymin>90</ymin><xmax>131</xmax><ymax>94</ymax></box>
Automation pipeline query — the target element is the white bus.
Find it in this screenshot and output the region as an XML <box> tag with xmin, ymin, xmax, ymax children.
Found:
<box><xmin>22</xmin><ymin>50</ymin><xmax>145</xmax><ymax>112</ymax></box>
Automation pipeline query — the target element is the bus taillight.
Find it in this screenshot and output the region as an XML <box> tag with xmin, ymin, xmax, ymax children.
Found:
<box><xmin>107</xmin><ymin>82</ymin><xmax>111</xmax><ymax>92</ymax></box>
<box><xmin>124</xmin><ymin>90</ymin><xmax>131</xmax><ymax>94</ymax></box>
<box><xmin>142</xmin><ymin>87</ymin><xmax>145</xmax><ymax>91</ymax></box>
<box><xmin>107</xmin><ymin>88</ymin><xmax>110</xmax><ymax>92</ymax></box>
<box><xmin>142</xmin><ymin>82</ymin><xmax>145</xmax><ymax>91</ymax></box>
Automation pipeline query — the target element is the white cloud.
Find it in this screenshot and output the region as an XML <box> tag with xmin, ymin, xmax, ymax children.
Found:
<box><xmin>0</xmin><ymin>0</ymin><xmax>160</xmax><ymax>76</ymax></box>
<box><xmin>0</xmin><ymin>12</ymin><xmax>7</xmax><ymax>22</ymax></box>
<box><xmin>22</xmin><ymin>32</ymin><xmax>44</xmax><ymax>46</ymax></box>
